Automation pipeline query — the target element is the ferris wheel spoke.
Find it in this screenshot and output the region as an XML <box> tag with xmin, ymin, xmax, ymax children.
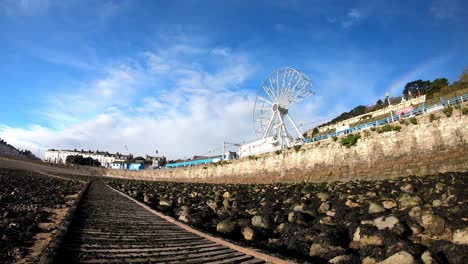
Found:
<box><xmin>257</xmin><ymin>96</ymin><xmax>274</xmax><ymax>105</ymax></box>
<box><xmin>263</xmin><ymin>83</ymin><xmax>277</xmax><ymax>102</ymax></box>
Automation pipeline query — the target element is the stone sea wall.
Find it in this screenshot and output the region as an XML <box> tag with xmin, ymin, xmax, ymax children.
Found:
<box><xmin>106</xmin><ymin>109</ymin><xmax>468</xmax><ymax>183</ymax></box>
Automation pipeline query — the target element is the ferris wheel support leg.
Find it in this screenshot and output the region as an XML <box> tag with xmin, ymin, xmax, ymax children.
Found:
<box><xmin>277</xmin><ymin>112</ymin><xmax>290</xmax><ymax>148</ymax></box>
<box><xmin>286</xmin><ymin>113</ymin><xmax>304</xmax><ymax>139</ymax></box>
<box><xmin>262</xmin><ymin>111</ymin><xmax>277</xmax><ymax>139</ymax></box>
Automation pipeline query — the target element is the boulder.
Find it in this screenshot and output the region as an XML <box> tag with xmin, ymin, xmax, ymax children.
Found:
<box><xmin>421</xmin><ymin>213</ymin><xmax>445</xmax><ymax>235</ymax></box>
<box><xmin>452</xmin><ymin>227</ymin><xmax>468</xmax><ymax>245</ymax></box>
<box><xmin>398</xmin><ymin>194</ymin><xmax>422</xmax><ymax>210</ymax></box>
<box><xmin>378</xmin><ymin>251</ymin><xmax>414</xmax><ymax>264</ymax></box>
<box><xmin>317</xmin><ymin>192</ymin><xmax>331</xmax><ymax>202</ymax></box>
<box><xmin>251</xmin><ymin>215</ymin><xmax>269</xmax><ymax>229</ymax></box>
<box><xmin>216</xmin><ymin>219</ymin><xmax>237</xmax><ymax>234</ymax></box>
<box><xmin>329</xmin><ymin>255</ymin><xmax>352</xmax><ymax>264</ymax></box>
<box><xmin>241</xmin><ymin>227</ymin><xmax>254</xmax><ymax>240</ymax></box>
<box><xmin>373</xmin><ymin>215</ymin><xmax>399</xmax><ymax>230</ymax></box>
<box><xmin>382</xmin><ymin>200</ymin><xmax>397</xmax><ymax>209</ymax></box>
<box><xmin>361</xmin><ymin>235</ymin><xmax>384</xmax><ymax>246</ymax></box>
<box><xmin>421</xmin><ymin>251</ymin><xmax>436</xmax><ymax>264</ymax></box>
<box><xmin>368</xmin><ymin>202</ymin><xmax>385</xmax><ymax>214</ymax></box>
<box><xmin>319</xmin><ymin>202</ymin><xmax>331</xmax><ymax>213</ymax></box>
<box><xmin>345</xmin><ymin>199</ymin><xmax>360</xmax><ymax>208</ymax></box>
<box><xmin>309</xmin><ymin>243</ymin><xmax>345</xmax><ymax>258</ymax></box>
<box><xmin>400</xmin><ymin>184</ymin><xmax>414</xmax><ymax>193</ymax></box>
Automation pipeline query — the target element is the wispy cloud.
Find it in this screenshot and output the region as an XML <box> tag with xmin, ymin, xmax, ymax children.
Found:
<box><xmin>387</xmin><ymin>55</ymin><xmax>452</xmax><ymax>95</ymax></box>
<box><xmin>341</xmin><ymin>8</ymin><xmax>363</xmax><ymax>28</ymax></box>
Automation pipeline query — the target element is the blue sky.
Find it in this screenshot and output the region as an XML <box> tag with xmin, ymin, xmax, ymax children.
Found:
<box><xmin>0</xmin><ymin>0</ymin><xmax>467</xmax><ymax>159</ymax></box>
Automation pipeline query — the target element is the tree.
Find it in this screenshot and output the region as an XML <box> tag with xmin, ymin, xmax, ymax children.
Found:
<box><xmin>427</xmin><ymin>78</ymin><xmax>449</xmax><ymax>97</ymax></box>
<box><xmin>403</xmin><ymin>80</ymin><xmax>431</xmax><ymax>98</ymax></box>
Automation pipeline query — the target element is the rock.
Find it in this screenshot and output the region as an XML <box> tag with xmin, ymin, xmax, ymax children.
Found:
<box><xmin>309</xmin><ymin>243</ymin><xmax>345</xmax><ymax>258</ymax></box>
<box><xmin>251</xmin><ymin>215</ymin><xmax>269</xmax><ymax>229</ymax></box>
<box><xmin>143</xmin><ymin>193</ymin><xmax>150</xmax><ymax>203</ymax></box>
<box><xmin>329</xmin><ymin>254</ymin><xmax>352</xmax><ymax>263</ymax></box>
<box><xmin>345</xmin><ymin>199</ymin><xmax>360</xmax><ymax>207</ymax></box>
<box><xmin>400</xmin><ymin>183</ymin><xmax>414</xmax><ymax>193</ymax></box>
<box><xmin>353</xmin><ymin>227</ymin><xmax>361</xmax><ymax>242</ymax></box>
<box><xmin>216</xmin><ymin>219</ymin><xmax>237</xmax><ymax>234</ymax></box>
<box><xmin>378</xmin><ymin>251</ymin><xmax>414</xmax><ymax>264</ymax></box>
<box><xmin>408</xmin><ymin>207</ymin><xmax>422</xmax><ymax>220</ymax></box>
<box><xmin>159</xmin><ymin>198</ymin><xmax>172</xmax><ymax>207</ymax></box>
<box><xmin>435</xmin><ymin>182</ymin><xmax>445</xmax><ymax>193</ymax></box>
<box><xmin>319</xmin><ymin>202</ymin><xmax>331</xmax><ymax>213</ymax></box>
<box><xmin>317</xmin><ymin>192</ymin><xmax>330</xmax><ymax>202</ymax></box>
<box><xmin>421</xmin><ymin>213</ymin><xmax>445</xmax><ymax>235</ymax></box>
<box><xmin>222</xmin><ymin>199</ymin><xmax>230</xmax><ymax>208</ymax></box>
<box><xmin>241</xmin><ymin>227</ymin><xmax>254</xmax><ymax>240</ymax></box>
<box><xmin>362</xmin><ymin>257</ymin><xmax>378</xmax><ymax>264</ymax></box>
<box><xmin>368</xmin><ymin>202</ymin><xmax>385</xmax><ymax>214</ymax></box>
<box><xmin>320</xmin><ymin>216</ymin><xmax>333</xmax><ymax>224</ymax></box>
<box><xmin>361</xmin><ymin>235</ymin><xmax>383</xmax><ymax>246</ymax></box>
<box><xmin>432</xmin><ymin>199</ymin><xmax>442</xmax><ymax>207</ymax></box>
<box><xmin>398</xmin><ymin>194</ymin><xmax>422</xmax><ymax>210</ymax></box>
<box><xmin>176</xmin><ymin>206</ymin><xmax>190</xmax><ymax>217</ymax></box>
<box><xmin>373</xmin><ymin>215</ymin><xmax>399</xmax><ymax>230</ymax></box>
<box><xmin>274</xmin><ymin>223</ymin><xmax>285</xmax><ymax>233</ymax></box>
<box><xmin>408</xmin><ymin>221</ymin><xmax>423</xmax><ymax>235</ymax></box>
<box><xmin>223</xmin><ymin>191</ymin><xmax>231</xmax><ymax>199</ymax></box>
<box><xmin>421</xmin><ymin>251</ymin><xmax>436</xmax><ymax>264</ymax></box>
<box><xmin>452</xmin><ymin>227</ymin><xmax>468</xmax><ymax>244</ymax></box>
<box><xmin>207</xmin><ymin>201</ymin><xmax>218</xmax><ymax>212</ymax></box>
<box><xmin>382</xmin><ymin>200</ymin><xmax>397</xmax><ymax>209</ymax></box>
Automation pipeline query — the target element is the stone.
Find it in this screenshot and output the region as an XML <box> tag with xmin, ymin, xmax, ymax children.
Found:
<box><xmin>329</xmin><ymin>255</ymin><xmax>352</xmax><ymax>264</ymax></box>
<box><xmin>222</xmin><ymin>191</ymin><xmax>231</xmax><ymax>199</ymax></box>
<box><xmin>222</xmin><ymin>199</ymin><xmax>230</xmax><ymax>208</ymax></box>
<box><xmin>378</xmin><ymin>251</ymin><xmax>414</xmax><ymax>264</ymax></box>
<box><xmin>352</xmin><ymin>227</ymin><xmax>360</xmax><ymax>241</ymax></box>
<box><xmin>382</xmin><ymin>200</ymin><xmax>397</xmax><ymax>209</ymax></box>
<box><xmin>143</xmin><ymin>194</ymin><xmax>150</xmax><ymax>203</ymax></box>
<box><xmin>206</xmin><ymin>200</ymin><xmax>217</xmax><ymax>211</ymax></box>
<box><xmin>361</xmin><ymin>235</ymin><xmax>383</xmax><ymax>246</ymax></box>
<box><xmin>318</xmin><ymin>202</ymin><xmax>331</xmax><ymax>213</ymax></box>
<box><xmin>345</xmin><ymin>199</ymin><xmax>360</xmax><ymax>207</ymax></box>
<box><xmin>362</xmin><ymin>257</ymin><xmax>378</xmax><ymax>264</ymax></box>
<box><xmin>373</xmin><ymin>215</ymin><xmax>399</xmax><ymax>230</ymax></box>
<box><xmin>421</xmin><ymin>251</ymin><xmax>436</xmax><ymax>264</ymax></box>
<box><xmin>216</xmin><ymin>219</ymin><xmax>237</xmax><ymax>234</ymax></box>
<box><xmin>398</xmin><ymin>194</ymin><xmax>422</xmax><ymax>210</ymax></box>
<box><xmin>320</xmin><ymin>216</ymin><xmax>332</xmax><ymax>224</ymax></box>
<box><xmin>309</xmin><ymin>243</ymin><xmax>345</xmax><ymax>258</ymax></box>
<box><xmin>408</xmin><ymin>207</ymin><xmax>422</xmax><ymax>220</ymax></box>
<box><xmin>400</xmin><ymin>183</ymin><xmax>414</xmax><ymax>193</ymax></box>
<box><xmin>317</xmin><ymin>192</ymin><xmax>330</xmax><ymax>202</ymax></box>
<box><xmin>368</xmin><ymin>202</ymin><xmax>385</xmax><ymax>214</ymax></box>
<box><xmin>421</xmin><ymin>213</ymin><xmax>445</xmax><ymax>235</ymax></box>
<box><xmin>241</xmin><ymin>227</ymin><xmax>254</xmax><ymax>240</ymax></box>
<box><xmin>432</xmin><ymin>199</ymin><xmax>442</xmax><ymax>207</ymax></box>
<box><xmin>159</xmin><ymin>198</ymin><xmax>172</xmax><ymax>207</ymax></box>
<box><xmin>251</xmin><ymin>215</ymin><xmax>269</xmax><ymax>229</ymax></box>
<box><xmin>435</xmin><ymin>182</ymin><xmax>445</xmax><ymax>193</ymax></box>
<box><xmin>176</xmin><ymin>206</ymin><xmax>190</xmax><ymax>217</ymax></box>
<box><xmin>452</xmin><ymin>227</ymin><xmax>468</xmax><ymax>244</ymax></box>
<box><xmin>274</xmin><ymin>223</ymin><xmax>285</xmax><ymax>233</ymax></box>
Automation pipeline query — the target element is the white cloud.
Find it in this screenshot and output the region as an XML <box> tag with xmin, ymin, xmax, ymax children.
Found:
<box><xmin>341</xmin><ymin>8</ymin><xmax>364</xmax><ymax>28</ymax></box>
<box><xmin>429</xmin><ymin>0</ymin><xmax>467</xmax><ymax>20</ymax></box>
<box><xmin>0</xmin><ymin>41</ymin><xmax>259</xmax><ymax>159</ymax></box>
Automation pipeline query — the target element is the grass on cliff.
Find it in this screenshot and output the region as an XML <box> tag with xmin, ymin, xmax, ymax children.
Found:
<box><xmin>340</xmin><ymin>133</ymin><xmax>361</xmax><ymax>148</ymax></box>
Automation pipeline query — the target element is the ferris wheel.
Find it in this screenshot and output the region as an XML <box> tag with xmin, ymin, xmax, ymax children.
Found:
<box><xmin>253</xmin><ymin>67</ymin><xmax>315</xmax><ymax>148</ymax></box>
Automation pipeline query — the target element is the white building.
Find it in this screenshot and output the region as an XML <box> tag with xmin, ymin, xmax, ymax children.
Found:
<box><xmin>44</xmin><ymin>149</ymin><xmax>131</xmax><ymax>168</ymax></box>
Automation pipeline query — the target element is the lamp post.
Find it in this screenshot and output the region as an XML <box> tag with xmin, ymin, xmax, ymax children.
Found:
<box><xmin>386</xmin><ymin>92</ymin><xmax>394</xmax><ymax>123</ymax></box>
<box><xmin>222</xmin><ymin>141</ymin><xmax>242</xmax><ymax>160</ymax></box>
